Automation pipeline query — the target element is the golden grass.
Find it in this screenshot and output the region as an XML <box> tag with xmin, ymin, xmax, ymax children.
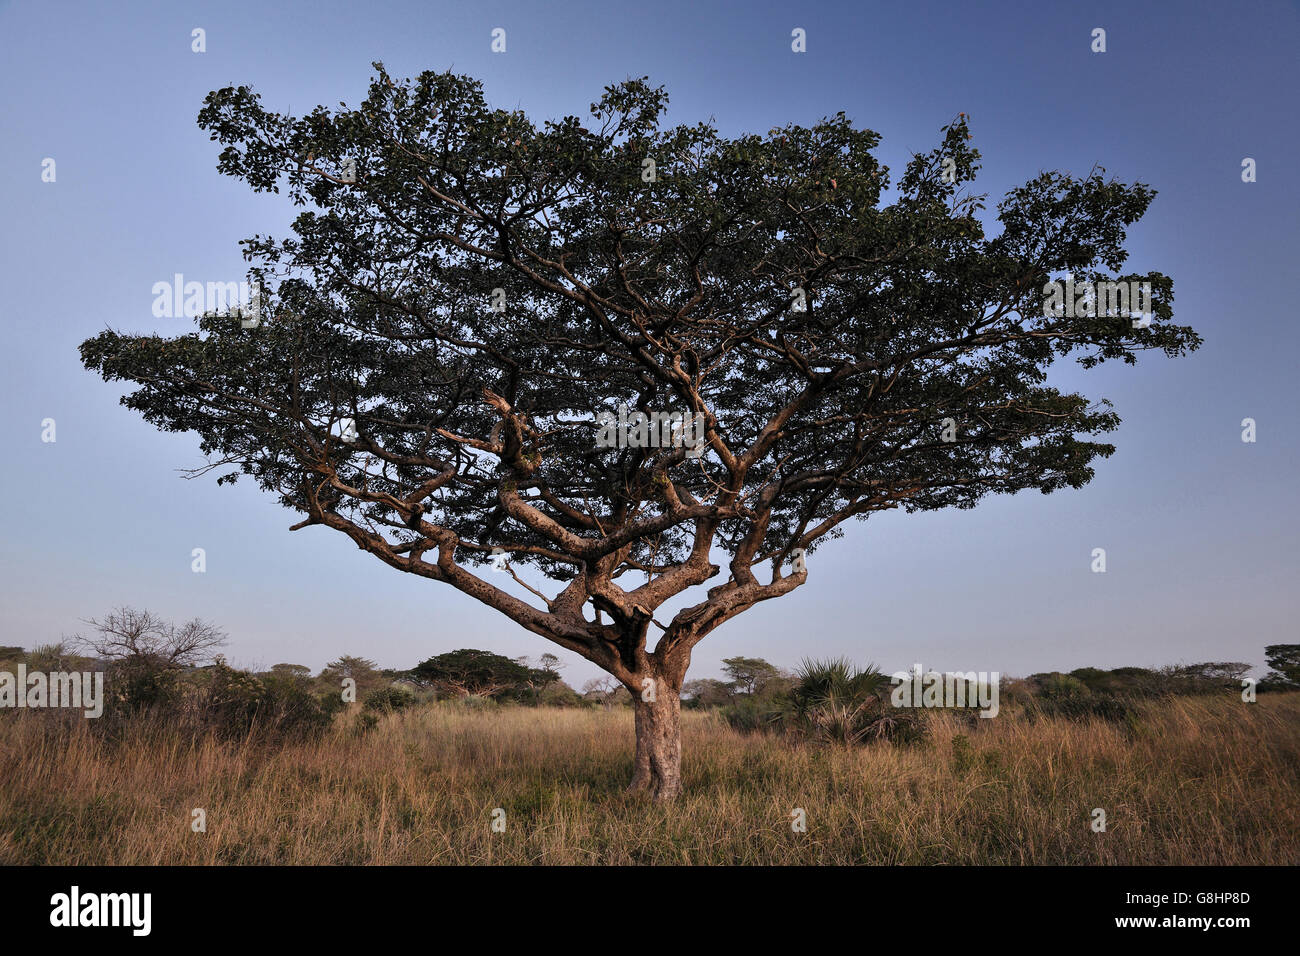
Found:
<box><xmin>1</xmin><ymin>693</ymin><xmax>1296</xmax><ymax>864</ymax></box>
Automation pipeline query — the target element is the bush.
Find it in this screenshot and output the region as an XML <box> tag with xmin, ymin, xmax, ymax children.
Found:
<box><xmin>104</xmin><ymin>656</ymin><xmax>185</xmax><ymax>714</ymax></box>
<box><xmin>1028</xmin><ymin>692</ymin><xmax>1138</xmax><ymax>726</ymax></box>
<box><xmin>538</xmin><ymin>682</ymin><xmax>585</xmax><ymax>708</ymax></box>
<box><xmin>318</xmin><ymin>689</ymin><xmax>348</xmax><ymax>716</ymax></box>
<box><xmin>363</xmin><ymin>686</ymin><xmax>417</xmax><ymax>713</ymax></box>
<box><xmin>197</xmin><ymin>661</ymin><xmax>332</xmax><ymax>740</ymax></box>
<box><xmin>1032</xmin><ymin>672</ymin><xmax>1092</xmax><ymax>700</ymax></box>
<box><xmin>721</xmin><ymin>694</ymin><xmax>778</xmax><ymax>733</ymax></box>
<box><xmin>353</xmin><ymin>711</ymin><xmax>380</xmax><ymax>735</ymax></box>
<box><xmin>726</xmin><ymin>658</ymin><xmax>927</xmax><ymax>746</ymax></box>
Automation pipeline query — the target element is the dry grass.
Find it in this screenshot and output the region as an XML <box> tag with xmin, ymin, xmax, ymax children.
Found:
<box><xmin>1</xmin><ymin>693</ymin><xmax>1297</xmax><ymax>864</ymax></box>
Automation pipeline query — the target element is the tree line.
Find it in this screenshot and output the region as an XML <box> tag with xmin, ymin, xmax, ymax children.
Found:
<box><xmin>3</xmin><ymin>607</ymin><xmax>1294</xmax><ymax>745</ymax></box>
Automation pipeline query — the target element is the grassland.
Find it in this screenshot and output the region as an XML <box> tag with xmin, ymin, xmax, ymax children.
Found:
<box><xmin>1</xmin><ymin>693</ymin><xmax>1296</xmax><ymax>865</ymax></box>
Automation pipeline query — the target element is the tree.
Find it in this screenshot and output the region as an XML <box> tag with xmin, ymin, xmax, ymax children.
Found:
<box><xmin>319</xmin><ymin>655</ymin><xmax>385</xmax><ymax>699</ymax></box>
<box><xmin>682</xmin><ymin>677</ymin><xmax>733</xmax><ymax>708</ymax></box>
<box><xmin>68</xmin><ymin>607</ymin><xmax>227</xmax><ymax>712</ymax></box>
<box><xmin>412</xmin><ymin>648</ymin><xmax>545</xmax><ymax>699</ymax></box>
<box><xmin>269</xmin><ymin>662</ymin><xmax>312</xmax><ymax>680</ymax></box>
<box><xmin>1169</xmin><ymin>661</ymin><xmax>1253</xmax><ymax>690</ymax></box>
<box><xmin>514</xmin><ymin>653</ymin><xmax>563</xmax><ymax>702</ymax></box>
<box><xmin>80</xmin><ymin>66</ymin><xmax>1199</xmax><ymax>798</ymax></box>
<box><xmin>782</xmin><ymin>658</ymin><xmax>907</xmax><ymax>745</ymax></box>
<box><xmin>720</xmin><ymin>656</ymin><xmax>782</xmax><ymax>695</ymax></box>
<box><xmin>1263</xmin><ymin>645</ymin><xmax>1300</xmax><ymax>689</ymax></box>
<box><xmin>71</xmin><ymin>607</ymin><xmax>226</xmax><ymax>667</ymax></box>
<box><xmin>582</xmin><ymin>676</ymin><xmax>628</xmax><ymax>709</ymax></box>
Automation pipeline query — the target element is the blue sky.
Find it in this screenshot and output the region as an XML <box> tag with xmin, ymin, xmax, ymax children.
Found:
<box><xmin>1</xmin><ymin>0</ymin><xmax>1296</xmax><ymax>687</ymax></box>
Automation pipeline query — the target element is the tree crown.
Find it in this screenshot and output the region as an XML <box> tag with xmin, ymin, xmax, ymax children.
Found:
<box><xmin>80</xmin><ymin>66</ymin><xmax>1199</xmax><ymax>684</ymax></box>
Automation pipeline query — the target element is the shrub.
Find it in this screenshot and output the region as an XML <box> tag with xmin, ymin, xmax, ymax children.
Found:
<box><xmin>538</xmin><ymin>681</ymin><xmax>585</xmax><ymax>708</ymax></box>
<box><xmin>197</xmin><ymin>661</ymin><xmax>331</xmax><ymax>740</ymax></box>
<box><xmin>363</xmin><ymin>686</ymin><xmax>417</xmax><ymax>713</ymax></box>
<box><xmin>1028</xmin><ymin>692</ymin><xmax>1138</xmax><ymax>726</ymax></box>
<box><xmin>732</xmin><ymin>658</ymin><xmax>927</xmax><ymax>746</ymax></box>
<box><xmin>1032</xmin><ymin>672</ymin><xmax>1092</xmax><ymax>700</ymax></box>
<box><xmin>353</xmin><ymin>711</ymin><xmax>380</xmax><ymax>735</ymax></box>
<box><xmin>720</xmin><ymin>694</ymin><xmax>778</xmax><ymax>734</ymax></box>
<box><xmin>104</xmin><ymin>655</ymin><xmax>185</xmax><ymax>714</ymax></box>
<box><xmin>318</xmin><ymin>690</ymin><xmax>348</xmax><ymax>716</ymax></box>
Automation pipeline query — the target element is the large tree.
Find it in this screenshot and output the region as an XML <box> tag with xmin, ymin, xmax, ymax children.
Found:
<box><xmin>81</xmin><ymin>66</ymin><xmax>1199</xmax><ymax>798</ymax></box>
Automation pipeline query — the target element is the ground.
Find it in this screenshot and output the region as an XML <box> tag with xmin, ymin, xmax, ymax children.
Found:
<box><xmin>1</xmin><ymin>694</ymin><xmax>1296</xmax><ymax>864</ymax></box>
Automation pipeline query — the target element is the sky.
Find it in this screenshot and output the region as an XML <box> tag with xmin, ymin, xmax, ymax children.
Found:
<box><xmin>1</xmin><ymin>0</ymin><xmax>1296</xmax><ymax>688</ymax></box>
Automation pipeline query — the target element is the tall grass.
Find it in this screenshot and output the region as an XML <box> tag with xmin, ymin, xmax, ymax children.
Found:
<box><xmin>1</xmin><ymin>693</ymin><xmax>1296</xmax><ymax>864</ymax></box>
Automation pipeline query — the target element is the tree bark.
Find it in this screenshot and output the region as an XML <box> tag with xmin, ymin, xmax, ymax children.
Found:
<box><xmin>627</xmin><ymin>680</ymin><xmax>683</xmax><ymax>801</ymax></box>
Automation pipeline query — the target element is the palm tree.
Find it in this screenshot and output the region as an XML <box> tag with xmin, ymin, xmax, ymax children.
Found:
<box><xmin>783</xmin><ymin>658</ymin><xmax>903</xmax><ymax>744</ymax></box>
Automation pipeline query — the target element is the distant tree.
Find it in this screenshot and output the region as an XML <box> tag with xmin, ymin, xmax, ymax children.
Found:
<box><xmin>71</xmin><ymin>607</ymin><xmax>226</xmax><ymax>667</ymax></box>
<box><xmin>582</xmin><ymin>676</ymin><xmax>628</xmax><ymax>709</ymax></box>
<box><xmin>1169</xmin><ymin>662</ymin><xmax>1252</xmax><ymax>690</ymax></box>
<box><xmin>720</xmin><ymin>656</ymin><xmax>781</xmax><ymax>695</ymax></box>
<box><xmin>269</xmin><ymin>663</ymin><xmax>312</xmax><ymax>680</ymax></box>
<box><xmin>1263</xmin><ymin>645</ymin><xmax>1300</xmax><ymax>689</ymax></box>
<box><xmin>1068</xmin><ymin>666</ymin><xmax>1161</xmax><ymax>696</ymax></box>
<box><xmin>682</xmin><ymin>677</ymin><xmax>734</xmax><ymax>708</ymax></box>
<box><xmin>319</xmin><ymin>655</ymin><xmax>386</xmax><ymax>699</ymax></box>
<box><xmin>538</xmin><ymin>680</ymin><xmax>584</xmax><ymax>707</ymax></box>
<box><xmin>513</xmin><ymin>653</ymin><xmax>563</xmax><ymax>702</ymax></box>
<box><xmin>321</xmin><ymin>655</ymin><xmax>381</xmax><ymax>677</ymax></box>
<box><xmin>413</xmin><ymin>648</ymin><xmax>545</xmax><ymax>699</ymax></box>
<box><xmin>67</xmin><ymin>608</ymin><xmax>227</xmax><ymax>713</ymax></box>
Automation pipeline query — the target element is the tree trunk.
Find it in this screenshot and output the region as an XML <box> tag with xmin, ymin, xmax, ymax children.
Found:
<box><xmin>628</xmin><ymin>682</ymin><xmax>683</xmax><ymax>801</ymax></box>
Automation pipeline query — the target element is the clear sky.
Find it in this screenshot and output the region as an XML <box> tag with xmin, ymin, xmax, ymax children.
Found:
<box><xmin>1</xmin><ymin>0</ymin><xmax>1296</xmax><ymax>688</ymax></box>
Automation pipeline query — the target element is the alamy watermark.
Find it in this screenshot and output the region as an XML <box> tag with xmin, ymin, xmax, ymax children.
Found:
<box><xmin>50</xmin><ymin>886</ymin><xmax>150</xmax><ymax>936</ymax></box>
<box><xmin>0</xmin><ymin>664</ymin><xmax>103</xmax><ymax>718</ymax></box>
<box><xmin>890</xmin><ymin>663</ymin><xmax>1000</xmax><ymax>718</ymax></box>
<box><xmin>1042</xmin><ymin>275</ymin><xmax>1152</xmax><ymax>328</ymax></box>
<box><xmin>151</xmin><ymin>273</ymin><xmax>262</xmax><ymax>323</ymax></box>
<box><xmin>596</xmin><ymin>403</ymin><xmax>705</xmax><ymax>458</ymax></box>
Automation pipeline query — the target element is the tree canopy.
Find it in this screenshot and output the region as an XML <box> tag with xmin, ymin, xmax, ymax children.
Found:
<box><xmin>412</xmin><ymin>648</ymin><xmax>555</xmax><ymax>699</ymax></box>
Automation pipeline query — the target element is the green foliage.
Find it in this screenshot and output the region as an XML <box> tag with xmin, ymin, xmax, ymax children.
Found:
<box><xmin>413</xmin><ymin>649</ymin><xmax>551</xmax><ymax>701</ymax></box>
<box><xmin>317</xmin><ymin>656</ymin><xmax>386</xmax><ymax>698</ymax></box>
<box><xmin>720</xmin><ymin>657</ymin><xmax>782</xmax><ymax>695</ymax></box>
<box><xmin>104</xmin><ymin>656</ymin><xmax>184</xmax><ymax>714</ymax></box>
<box><xmin>538</xmin><ymin>681</ymin><xmax>585</xmax><ymax>707</ymax></box>
<box><xmin>1027</xmin><ymin>692</ymin><xmax>1138</xmax><ymax>726</ymax></box>
<box><xmin>1032</xmin><ymin>672</ymin><xmax>1092</xmax><ymax>700</ymax></box>
<box><xmin>318</xmin><ymin>689</ymin><xmax>348</xmax><ymax>716</ymax></box>
<box><xmin>270</xmin><ymin>663</ymin><xmax>312</xmax><ymax>680</ymax></box>
<box><xmin>719</xmin><ymin>694</ymin><xmax>772</xmax><ymax>733</ymax></box>
<box><xmin>727</xmin><ymin>658</ymin><xmax>924</xmax><ymax>745</ymax></box>
<box><xmin>199</xmin><ymin>660</ymin><xmax>332</xmax><ymax>740</ymax></box>
<box><xmin>1164</xmin><ymin>661</ymin><xmax>1251</xmax><ymax>692</ymax></box>
<box><xmin>353</xmin><ymin>711</ymin><xmax>380</xmax><ymax>735</ymax></box>
<box><xmin>682</xmin><ymin>678</ymin><xmax>734</xmax><ymax>709</ymax></box>
<box><xmin>363</xmin><ymin>686</ymin><xmax>417</xmax><ymax>712</ymax></box>
<box><xmin>1262</xmin><ymin>645</ymin><xmax>1299</xmax><ymax>690</ymax></box>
